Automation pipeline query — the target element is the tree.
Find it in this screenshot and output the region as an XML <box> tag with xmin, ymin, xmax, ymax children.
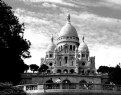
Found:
<box><xmin>38</xmin><ymin>64</ymin><xmax>49</xmax><ymax>73</ymax></box>
<box><xmin>109</xmin><ymin>65</ymin><xmax>121</xmax><ymax>85</ymax></box>
<box><xmin>30</xmin><ymin>64</ymin><xmax>39</xmax><ymax>73</ymax></box>
<box><xmin>0</xmin><ymin>0</ymin><xmax>31</xmax><ymax>85</ymax></box>
<box><xmin>97</xmin><ymin>66</ymin><xmax>110</xmax><ymax>74</ymax></box>
<box><xmin>23</xmin><ymin>64</ymin><xmax>29</xmax><ymax>73</ymax></box>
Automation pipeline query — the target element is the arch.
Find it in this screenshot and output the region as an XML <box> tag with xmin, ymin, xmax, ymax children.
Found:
<box><xmin>63</xmin><ymin>69</ymin><xmax>68</xmax><ymax>74</ymax></box>
<box><xmin>65</xmin><ymin>57</ymin><xmax>68</xmax><ymax>64</ymax></box>
<box><xmin>46</xmin><ymin>54</ymin><xmax>48</xmax><ymax>58</ymax></box>
<box><xmin>73</xmin><ymin>45</ymin><xmax>75</xmax><ymax>51</ymax></box>
<box><xmin>46</xmin><ymin>78</ymin><xmax>53</xmax><ymax>89</ymax></box>
<box><xmin>58</xmin><ymin>47</ymin><xmax>60</xmax><ymax>51</ymax></box>
<box><xmin>82</xmin><ymin>62</ymin><xmax>85</xmax><ymax>66</ymax></box>
<box><xmin>57</xmin><ymin>69</ymin><xmax>61</xmax><ymax>73</ymax></box>
<box><xmin>62</xmin><ymin>79</ymin><xmax>71</xmax><ymax>89</ymax></box>
<box><xmin>70</xmin><ymin>69</ymin><xmax>74</xmax><ymax>74</ymax></box>
<box><xmin>46</xmin><ymin>78</ymin><xmax>53</xmax><ymax>83</ymax></box>
<box><xmin>62</xmin><ymin>79</ymin><xmax>71</xmax><ymax>84</ymax></box>
<box><xmin>70</xmin><ymin>45</ymin><xmax>72</xmax><ymax>51</ymax></box>
<box><xmin>79</xmin><ymin>80</ymin><xmax>88</xmax><ymax>89</ymax></box>
<box><xmin>82</xmin><ymin>54</ymin><xmax>85</xmax><ymax>57</ymax></box>
<box><xmin>79</xmin><ymin>80</ymin><xmax>87</xmax><ymax>84</ymax></box>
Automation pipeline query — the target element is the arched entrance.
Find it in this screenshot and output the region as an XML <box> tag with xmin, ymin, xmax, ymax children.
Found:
<box><xmin>63</xmin><ymin>69</ymin><xmax>68</xmax><ymax>74</ymax></box>
<box><xmin>70</xmin><ymin>69</ymin><xmax>74</xmax><ymax>74</ymax></box>
<box><xmin>46</xmin><ymin>78</ymin><xmax>53</xmax><ymax>89</ymax></box>
<box><xmin>62</xmin><ymin>79</ymin><xmax>71</xmax><ymax>89</ymax></box>
<box><xmin>79</xmin><ymin>80</ymin><xmax>88</xmax><ymax>89</ymax></box>
<box><xmin>57</xmin><ymin>69</ymin><xmax>61</xmax><ymax>74</ymax></box>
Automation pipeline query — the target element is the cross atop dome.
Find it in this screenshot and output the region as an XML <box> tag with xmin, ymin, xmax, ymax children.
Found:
<box><xmin>82</xmin><ymin>36</ymin><xmax>85</xmax><ymax>42</ymax></box>
<box><xmin>67</xmin><ymin>13</ymin><xmax>70</xmax><ymax>23</ymax></box>
<box><xmin>51</xmin><ymin>34</ymin><xmax>54</xmax><ymax>43</ymax></box>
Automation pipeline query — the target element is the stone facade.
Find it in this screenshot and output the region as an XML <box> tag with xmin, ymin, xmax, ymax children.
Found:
<box><xmin>21</xmin><ymin>14</ymin><xmax>100</xmax><ymax>85</ymax></box>
<box><xmin>43</xmin><ymin>14</ymin><xmax>96</xmax><ymax>75</ymax></box>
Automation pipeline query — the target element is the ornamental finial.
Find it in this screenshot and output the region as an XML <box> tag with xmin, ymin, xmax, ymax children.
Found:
<box><xmin>51</xmin><ymin>34</ymin><xmax>54</xmax><ymax>43</ymax></box>
<box><xmin>82</xmin><ymin>36</ymin><xmax>84</xmax><ymax>42</ymax></box>
<box><xmin>67</xmin><ymin>13</ymin><xmax>70</xmax><ymax>23</ymax></box>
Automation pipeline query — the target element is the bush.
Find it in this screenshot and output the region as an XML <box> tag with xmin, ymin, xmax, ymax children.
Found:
<box><xmin>0</xmin><ymin>83</ymin><xmax>27</xmax><ymax>95</ymax></box>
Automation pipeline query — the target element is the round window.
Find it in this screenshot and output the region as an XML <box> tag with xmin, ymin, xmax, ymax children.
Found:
<box><xmin>49</xmin><ymin>63</ymin><xmax>53</xmax><ymax>66</ymax></box>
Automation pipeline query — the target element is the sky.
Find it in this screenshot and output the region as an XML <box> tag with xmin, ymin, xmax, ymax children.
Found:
<box><xmin>3</xmin><ymin>0</ymin><xmax>121</xmax><ymax>69</ymax></box>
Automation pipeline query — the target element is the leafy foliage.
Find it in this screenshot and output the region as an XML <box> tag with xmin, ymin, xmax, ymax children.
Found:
<box><xmin>97</xmin><ymin>65</ymin><xmax>121</xmax><ymax>85</ymax></box>
<box><xmin>0</xmin><ymin>83</ymin><xmax>27</xmax><ymax>95</ymax></box>
<box><xmin>0</xmin><ymin>0</ymin><xmax>31</xmax><ymax>85</ymax></box>
<box><xmin>109</xmin><ymin>66</ymin><xmax>121</xmax><ymax>85</ymax></box>
<box><xmin>23</xmin><ymin>64</ymin><xmax>29</xmax><ymax>73</ymax></box>
<box><xmin>38</xmin><ymin>64</ymin><xmax>49</xmax><ymax>73</ymax></box>
<box><xmin>30</xmin><ymin>64</ymin><xmax>39</xmax><ymax>73</ymax></box>
<box><xmin>97</xmin><ymin>66</ymin><xmax>110</xmax><ymax>74</ymax></box>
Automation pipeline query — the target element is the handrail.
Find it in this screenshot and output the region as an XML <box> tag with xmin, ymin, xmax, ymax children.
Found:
<box><xmin>16</xmin><ymin>83</ymin><xmax>121</xmax><ymax>92</ymax></box>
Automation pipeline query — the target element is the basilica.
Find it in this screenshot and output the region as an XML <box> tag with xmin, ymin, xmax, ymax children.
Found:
<box><xmin>19</xmin><ymin>14</ymin><xmax>121</xmax><ymax>95</ymax></box>
<box><xmin>43</xmin><ymin>14</ymin><xmax>96</xmax><ymax>75</ymax></box>
<box><xmin>21</xmin><ymin>14</ymin><xmax>103</xmax><ymax>85</ymax></box>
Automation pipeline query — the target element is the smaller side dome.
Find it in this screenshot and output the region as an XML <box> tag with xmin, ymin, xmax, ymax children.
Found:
<box><xmin>79</xmin><ymin>36</ymin><xmax>89</xmax><ymax>52</ymax></box>
<box><xmin>46</xmin><ymin>35</ymin><xmax>56</xmax><ymax>52</ymax></box>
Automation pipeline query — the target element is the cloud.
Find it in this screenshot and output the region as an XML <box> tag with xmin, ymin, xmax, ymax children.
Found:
<box><xmin>19</xmin><ymin>0</ymin><xmax>77</xmax><ymax>7</ymax></box>
<box><xmin>70</xmin><ymin>12</ymin><xmax>121</xmax><ymax>46</ymax></box>
<box><xmin>106</xmin><ymin>0</ymin><xmax>121</xmax><ymax>5</ymax></box>
<box><xmin>14</xmin><ymin>9</ymin><xmax>51</xmax><ymax>25</ymax></box>
<box><xmin>42</xmin><ymin>2</ymin><xmax>57</xmax><ymax>8</ymax></box>
<box><xmin>11</xmin><ymin>2</ymin><xmax>121</xmax><ymax>68</ymax></box>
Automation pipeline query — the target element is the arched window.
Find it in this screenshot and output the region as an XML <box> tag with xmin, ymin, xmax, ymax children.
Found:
<box><xmin>73</xmin><ymin>46</ymin><xmax>75</xmax><ymax>51</ymax></box>
<box><xmin>82</xmin><ymin>54</ymin><xmax>85</xmax><ymax>57</ymax></box>
<box><xmin>70</xmin><ymin>69</ymin><xmax>74</xmax><ymax>74</ymax></box>
<box><xmin>65</xmin><ymin>57</ymin><xmax>68</xmax><ymax>64</ymax></box>
<box><xmin>49</xmin><ymin>54</ymin><xmax>53</xmax><ymax>58</ymax></box>
<box><xmin>58</xmin><ymin>47</ymin><xmax>60</xmax><ymax>51</ymax></box>
<box><xmin>62</xmin><ymin>79</ymin><xmax>71</xmax><ymax>89</ymax></box>
<box><xmin>57</xmin><ymin>69</ymin><xmax>61</xmax><ymax>73</ymax></box>
<box><xmin>63</xmin><ymin>69</ymin><xmax>68</xmax><ymax>74</ymax></box>
<box><xmin>72</xmin><ymin>61</ymin><xmax>73</xmax><ymax>66</ymax></box>
<box><xmin>78</xmin><ymin>54</ymin><xmax>80</xmax><ymax>58</ymax></box>
<box><xmin>86</xmin><ymin>54</ymin><xmax>88</xmax><ymax>58</ymax></box>
<box><xmin>61</xmin><ymin>46</ymin><xmax>62</xmax><ymax>51</ymax></box>
<box><xmin>60</xmin><ymin>61</ymin><xmax>61</xmax><ymax>66</ymax></box>
<box><xmin>62</xmin><ymin>79</ymin><xmax>70</xmax><ymax>84</ymax></box>
<box><xmin>70</xmin><ymin>45</ymin><xmax>72</xmax><ymax>51</ymax></box>
<box><xmin>46</xmin><ymin>78</ymin><xmax>53</xmax><ymax>83</ymax></box>
<box><xmin>46</xmin><ymin>54</ymin><xmax>48</xmax><ymax>58</ymax></box>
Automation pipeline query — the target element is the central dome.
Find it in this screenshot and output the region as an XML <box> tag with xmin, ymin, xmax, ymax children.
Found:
<box><xmin>57</xmin><ymin>14</ymin><xmax>80</xmax><ymax>45</ymax></box>
<box><xmin>58</xmin><ymin>22</ymin><xmax>78</xmax><ymax>38</ymax></box>
<box><xmin>58</xmin><ymin>14</ymin><xmax>78</xmax><ymax>38</ymax></box>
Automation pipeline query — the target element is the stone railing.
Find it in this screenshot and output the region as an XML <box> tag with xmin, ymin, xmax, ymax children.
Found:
<box><xmin>16</xmin><ymin>83</ymin><xmax>121</xmax><ymax>94</ymax></box>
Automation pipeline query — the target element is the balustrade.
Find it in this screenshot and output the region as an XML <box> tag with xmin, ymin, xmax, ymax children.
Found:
<box><xmin>16</xmin><ymin>83</ymin><xmax>121</xmax><ymax>93</ymax></box>
<box><xmin>26</xmin><ymin>85</ymin><xmax>38</xmax><ymax>90</ymax></box>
